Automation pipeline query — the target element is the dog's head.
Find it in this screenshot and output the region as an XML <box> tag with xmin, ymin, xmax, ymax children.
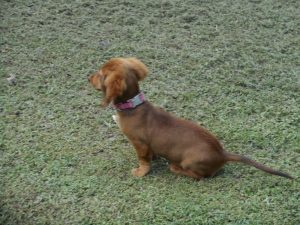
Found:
<box><xmin>88</xmin><ymin>57</ymin><xmax>148</xmax><ymax>107</ymax></box>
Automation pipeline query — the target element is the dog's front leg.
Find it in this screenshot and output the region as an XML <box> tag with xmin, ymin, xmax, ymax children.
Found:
<box><xmin>130</xmin><ymin>141</ymin><xmax>152</xmax><ymax>177</ymax></box>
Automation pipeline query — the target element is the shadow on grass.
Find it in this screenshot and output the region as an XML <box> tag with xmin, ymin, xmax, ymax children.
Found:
<box><xmin>0</xmin><ymin>203</ymin><xmax>24</xmax><ymax>225</ymax></box>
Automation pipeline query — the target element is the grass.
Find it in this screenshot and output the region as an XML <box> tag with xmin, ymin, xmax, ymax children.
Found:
<box><xmin>1</xmin><ymin>0</ymin><xmax>299</xmax><ymax>224</ymax></box>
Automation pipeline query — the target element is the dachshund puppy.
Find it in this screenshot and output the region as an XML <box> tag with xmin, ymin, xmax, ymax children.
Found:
<box><xmin>88</xmin><ymin>57</ymin><xmax>293</xmax><ymax>180</ymax></box>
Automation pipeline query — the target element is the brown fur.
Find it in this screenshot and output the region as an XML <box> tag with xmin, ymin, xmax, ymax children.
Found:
<box><xmin>88</xmin><ymin>57</ymin><xmax>293</xmax><ymax>180</ymax></box>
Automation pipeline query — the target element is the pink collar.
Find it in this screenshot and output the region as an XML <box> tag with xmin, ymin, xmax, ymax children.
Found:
<box><xmin>113</xmin><ymin>92</ymin><xmax>145</xmax><ymax>111</ymax></box>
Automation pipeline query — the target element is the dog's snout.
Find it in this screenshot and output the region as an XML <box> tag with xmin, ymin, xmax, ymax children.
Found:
<box><xmin>87</xmin><ymin>75</ymin><xmax>92</xmax><ymax>82</ymax></box>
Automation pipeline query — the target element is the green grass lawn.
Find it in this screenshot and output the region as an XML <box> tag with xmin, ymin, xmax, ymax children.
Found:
<box><xmin>1</xmin><ymin>0</ymin><xmax>299</xmax><ymax>224</ymax></box>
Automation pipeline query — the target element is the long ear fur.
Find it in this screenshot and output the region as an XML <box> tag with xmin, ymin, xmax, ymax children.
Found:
<box><xmin>102</xmin><ymin>71</ymin><xmax>126</xmax><ymax>107</ymax></box>
<box><xmin>126</xmin><ymin>58</ymin><xmax>148</xmax><ymax>81</ymax></box>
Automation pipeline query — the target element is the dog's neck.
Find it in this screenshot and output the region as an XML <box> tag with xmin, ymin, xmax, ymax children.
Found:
<box><xmin>113</xmin><ymin>90</ymin><xmax>145</xmax><ymax>111</ymax></box>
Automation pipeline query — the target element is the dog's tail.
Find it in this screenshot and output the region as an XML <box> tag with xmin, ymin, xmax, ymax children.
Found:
<box><xmin>224</xmin><ymin>152</ymin><xmax>294</xmax><ymax>179</ymax></box>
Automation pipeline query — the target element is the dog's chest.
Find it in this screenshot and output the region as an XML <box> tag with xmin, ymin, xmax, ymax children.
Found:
<box><xmin>115</xmin><ymin>114</ymin><xmax>144</xmax><ymax>139</ymax></box>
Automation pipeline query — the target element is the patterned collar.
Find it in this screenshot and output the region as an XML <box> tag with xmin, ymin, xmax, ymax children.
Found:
<box><xmin>113</xmin><ymin>92</ymin><xmax>145</xmax><ymax>111</ymax></box>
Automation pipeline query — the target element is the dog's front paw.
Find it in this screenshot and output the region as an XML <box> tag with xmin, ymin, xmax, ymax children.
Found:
<box><xmin>131</xmin><ymin>166</ymin><xmax>150</xmax><ymax>177</ymax></box>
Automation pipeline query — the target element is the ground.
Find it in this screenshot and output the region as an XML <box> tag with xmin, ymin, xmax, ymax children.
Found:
<box><xmin>1</xmin><ymin>0</ymin><xmax>299</xmax><ymax>224</ymax></box>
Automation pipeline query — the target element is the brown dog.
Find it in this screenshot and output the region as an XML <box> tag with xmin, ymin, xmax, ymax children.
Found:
<box><xmin>88</xmin><ymin>57</ymin><xmax>293</xmax><ymax>180</ymax></box>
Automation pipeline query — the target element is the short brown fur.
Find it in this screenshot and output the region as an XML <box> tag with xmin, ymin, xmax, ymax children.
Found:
<box><xmin>89</xmin><ymin>57</ymin><xmax>293</xmax><ymax>180</ymax></box>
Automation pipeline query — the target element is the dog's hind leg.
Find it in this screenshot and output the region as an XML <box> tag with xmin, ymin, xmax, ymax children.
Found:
<box><xmin>169</xmin><ymin>163</ymin><xmax>203</xmax><ymax>180</ymax></box>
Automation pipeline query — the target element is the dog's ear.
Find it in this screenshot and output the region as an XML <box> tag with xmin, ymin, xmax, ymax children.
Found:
<box><xmin>127</xmin><ymin>58</ymin><xmax>148</xmax><ymax>81</ymax></box>
<box><xmin>101</xmin><ymin>70</ymin><xmax>126</xmax><ymax>107</ymax></box>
